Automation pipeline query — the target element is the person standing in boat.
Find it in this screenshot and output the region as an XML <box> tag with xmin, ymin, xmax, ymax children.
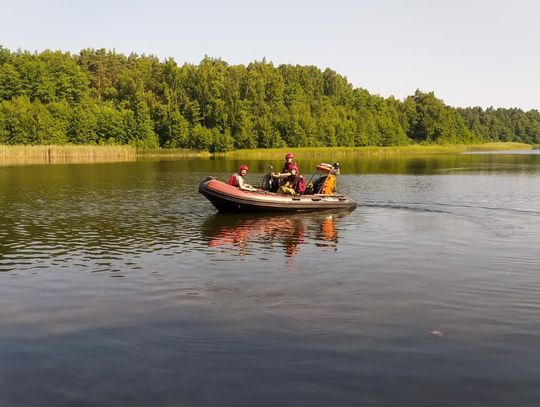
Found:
<box><xmin>273</xmin><ymin>152</ymin><xmax>302</xmax><ymax>187</ymax></box>
<box><xmin>281</xmin><ymin>152</ymin><xmax>300</xmax><ymax>175</ymax></box>
<box><xmin>228</xmin><ymin>165</ymin><xmax>257</xmax><ymax>192</ymax></box>
<box><xmin>273</xmin><ymin>152</ymin><xmax>300</xmax><ymax>179</ymax></box>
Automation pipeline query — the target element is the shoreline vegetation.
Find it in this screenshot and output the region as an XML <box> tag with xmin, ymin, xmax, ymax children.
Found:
<box><xmin>0</xmin><ymin>142</ymin><xmax>531</xmax><ymax>165</ymax></box>
<box><xmin>214</xmin><ymin>142</ymin><xmax>531</xmax><ymax>159</ymax></box>
<box><xmin>0</xmin><ymin>145</ymin><xmax>135</xmax><ymax>165</ymax></box>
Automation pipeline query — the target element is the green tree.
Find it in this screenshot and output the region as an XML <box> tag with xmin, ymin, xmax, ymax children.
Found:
<box><xmin>0</xmin><ymin>96</ymin><xmax>67</xmax><ymax>144</ymax></box>
<box><xmin>407</xmin><ymin>90</ymin><xmax>474</xmax><ymax>143</ymax></box>
<box><xmin>0</xmin><ymin>63</ymin><xmax>22</xmax><ymax>100</ymax></box>
<box><xmin>68</xmin><ymin>99</ymin><xmax>98</xmax><ymax>144</ymax></box>
<box><xmin>2</xmin><ymin>46</ymin><xmax>539</xmax><ymax>150</ymax></box>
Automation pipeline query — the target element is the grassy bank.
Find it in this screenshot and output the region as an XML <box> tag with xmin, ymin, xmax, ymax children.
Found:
<box><xmin>137</xmin><ymin>148</ymin><xmax>211</xmax><ymax>158</ymax></box>
<box><xmin>136</xmin><ymin>142</ymin><xmax>531</xmax><ymax>159</ymax></box>
<box><xmin>217</xmin><ymin>142</ymin><xmax>531</xmax><ymax>159</ymax></box>
<box><xmin>0</xmin><ymin>145</ymin><xmax>136</xmax><ymax>165</ymax></box>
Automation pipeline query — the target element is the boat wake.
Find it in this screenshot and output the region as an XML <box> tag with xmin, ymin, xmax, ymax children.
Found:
<box><xmin>360</xmin><ymin>200</ymin><xmax>540</xmax><ymax>217</ymax></box>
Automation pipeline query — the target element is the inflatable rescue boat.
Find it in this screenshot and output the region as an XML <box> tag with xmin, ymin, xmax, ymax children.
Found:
<box><xmin>199</xmin><ymin>162</ymin><xmax>357</xmax><ymax>213</ymax></box>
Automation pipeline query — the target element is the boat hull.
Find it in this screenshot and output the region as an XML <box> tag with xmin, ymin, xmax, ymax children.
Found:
<box><xmin>199</xmin><ymin>177</ymin><xmax>357</xmax><ymax>213</ymax></box>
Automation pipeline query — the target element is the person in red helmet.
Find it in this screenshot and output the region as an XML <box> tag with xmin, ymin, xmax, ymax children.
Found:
<box><xmin>273</xmin><ymin>152</ymin><xmax>300</xmax><ymax>184</ymax></box>
<box><xmin>282</xmin><ymin>152</ymin><xmax>300</xmax><ymax>175</ymax></box>
<box><xmin>274</xmin><ymin>152</ymin><xmax>305</xmax><ymax>193</ymax></box>
<box><xmin>277</xmin><ymin>164</ymin><xmax>303</xmax><ymax>195</ymax></box>
<box><xmin>228</xmin><ymin>165</ymin><xmax>257</xmax><ymax>191</ymax></box>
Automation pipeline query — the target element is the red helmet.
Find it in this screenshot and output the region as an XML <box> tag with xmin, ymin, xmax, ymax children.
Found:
<box><xmin>239</xmin><ymin>165</ymin><xmax>249</xmax><ymax>172</ymax></box>
<box><xmin>285</xmin><ymin>152</ymin><xmax>294</xmax><ymax>160</ymax></box>
<box><xmin>286</xmin><ymin>162</ymin><xmax>297</xmax><ymax>171</ymax></box>
<box><xmin>288</xmin><ymin>164</ymin><xmax>298</xmax><ymax>173</ymax></box>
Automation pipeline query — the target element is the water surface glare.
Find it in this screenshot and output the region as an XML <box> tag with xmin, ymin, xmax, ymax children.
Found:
<box><xmin>1</xmin><ymin>153</ymin><xmax>540</xmax><ymax>406</ymax></box>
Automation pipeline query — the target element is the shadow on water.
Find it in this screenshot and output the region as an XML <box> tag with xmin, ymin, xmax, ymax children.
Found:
<box><xmin>202</xmin><ymin>209</ymin><xmax>354</xmax><ymax>258</ymax></box>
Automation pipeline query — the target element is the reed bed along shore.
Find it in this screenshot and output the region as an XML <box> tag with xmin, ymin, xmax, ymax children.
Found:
<box><xmin>137</xmin><ymin>148</ymin><xmax>212</xmax><ymax>158</ymax></box>
<box><xmin>217</xmin><ymin>142</ymin><xmax>532</xmax><ymax>159</ymax></box>
<box><xmin>0</xmin><ymin>145</ymin><xmax>136</xmax><ymax>165</ymax></box>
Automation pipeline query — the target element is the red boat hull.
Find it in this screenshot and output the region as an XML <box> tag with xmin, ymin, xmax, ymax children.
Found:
<box><xmin>199</xmin><ymin>177</ymin><xmax>357</xmax><ymax>213</ymax></box>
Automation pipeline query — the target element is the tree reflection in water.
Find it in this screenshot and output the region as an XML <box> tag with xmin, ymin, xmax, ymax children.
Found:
<box><xmin>203</xmin><ymin>210</ymin><xmax>352</xmax><ymax>258</ymax></box>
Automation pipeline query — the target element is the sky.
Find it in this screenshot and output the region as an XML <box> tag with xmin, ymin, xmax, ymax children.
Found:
<box><xmin>1</xmin><ymin>0</ymin><xmax>539</xmax><ymax>110</ymax></box>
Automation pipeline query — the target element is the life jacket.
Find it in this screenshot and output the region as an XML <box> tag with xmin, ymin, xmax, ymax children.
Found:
<box><xmin>320</xmin><ymin>174</ymin><xmax>336</xmax><ymax>194</ymax></box>
<box><xmin>297</xmin><ymin>175</ymin><xmax>306</xmax><ymax>193</ymax></box>
<box><xmin>228</xmin><ymin>173</ymin><xmax>240</xmax><ymax>186</ymax></box>
<box><xmin>287</xmin><ymin>174</ymin><xmax>306</xmax><ymax>194</ymax></box>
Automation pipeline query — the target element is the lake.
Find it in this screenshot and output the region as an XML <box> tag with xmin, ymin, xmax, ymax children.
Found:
<box><xmin>1</xmin><ymin>151</ymin><xmax>540</xmax><ymax>406</ymax></box>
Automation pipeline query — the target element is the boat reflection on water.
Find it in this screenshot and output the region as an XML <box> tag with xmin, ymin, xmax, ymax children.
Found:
<box><xmin>202</xmin><ymin>210</ymin><xmax>353</xmax><ymax>258</ymax></box>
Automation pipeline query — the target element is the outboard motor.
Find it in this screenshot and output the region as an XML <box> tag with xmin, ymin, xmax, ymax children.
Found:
<box><xmin>260</xmin><ymin>165</ymin><xmax>279</xmax><ymax>192</ymax></box>
<box><xmin>260</xmin><ymin>165</ymin><xmax>269</xmax><ymax>191</ymax></box>
<box><xmin>260</xmin><ymin>173</ymin><xmax>275</xmax><ymax>191</ymax></box>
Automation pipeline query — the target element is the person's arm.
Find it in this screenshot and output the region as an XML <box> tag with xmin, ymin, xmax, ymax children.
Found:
<box><xmin>273</xmin><ymin>172</ymin><xmax>291</xmax><ymax>178</ymax></box>
<box><xmin>238</xmin><ymin>176</ymin><xmax>256</xmax><ymax>191</ymax></box>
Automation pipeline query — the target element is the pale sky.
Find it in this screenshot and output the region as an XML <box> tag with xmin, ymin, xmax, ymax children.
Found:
<box><xmin>1</xmin><ymin>0</ymin><xmax>539</xmax><ymax>110</ymax></box>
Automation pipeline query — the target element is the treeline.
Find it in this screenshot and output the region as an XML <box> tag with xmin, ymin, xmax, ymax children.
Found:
<box><xmin>0</xmin><ymin>46</ymin><xmax>538</xmax><ymax>150</ymax></box>
<box><xmin>457</xmin><ymin>106</ymin><xmax>540</xmax><ymax>144</ymax></box>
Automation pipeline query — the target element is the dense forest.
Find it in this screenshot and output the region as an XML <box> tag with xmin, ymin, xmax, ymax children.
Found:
<box><xmin>0</xmin><ymin>46</ymin><xmax>539</xmax><ymax>151</ymax></box>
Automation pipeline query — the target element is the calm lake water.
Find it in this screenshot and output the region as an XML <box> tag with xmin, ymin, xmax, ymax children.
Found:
<box><xmin>1</xmin><ymin>152</ymin><xmax>540</xmax><ymax>406</ymax></box>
